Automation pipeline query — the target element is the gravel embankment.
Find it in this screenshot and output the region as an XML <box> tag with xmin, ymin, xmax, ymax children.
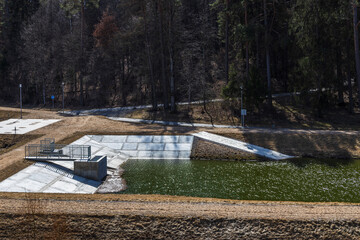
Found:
<box><xmin>1</xmin><ymin>194</ymin><xmax>360</xmax><ymax>239</ymax></box>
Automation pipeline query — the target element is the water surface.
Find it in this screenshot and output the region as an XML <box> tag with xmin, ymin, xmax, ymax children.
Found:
<box><xmin>121</xmin><ymin>159</ymin><xmax>360</xmax><ymax>202</ymax></box>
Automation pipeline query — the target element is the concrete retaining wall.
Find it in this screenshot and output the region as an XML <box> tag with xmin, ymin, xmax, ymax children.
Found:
<box><xmin>74</xmin><ymin>156</ymin><xmax>107</xmax><ymax>181</ymax></box>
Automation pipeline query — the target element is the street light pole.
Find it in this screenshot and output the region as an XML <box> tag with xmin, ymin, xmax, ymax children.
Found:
<box><xmin>62</xmin><ymin>82</ymin><xmax>65</xmax><ymax>114</ymax></box>
<box><xmin>241</xmin><ymin>85</ymin><xmax>244</xmax><ymax>127</ymax></box>
<box><xmin>19</xmin><ymin>84</ymin><xmax>22</xmax><ymax>119</ymax></box>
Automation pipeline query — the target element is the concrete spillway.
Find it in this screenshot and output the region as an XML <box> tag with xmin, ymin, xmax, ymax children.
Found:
<box><xmin>192</xmin><ymin>131</ymin><xmax>293</xmax><ymax>160</ymax></box>
<box><xmin>0</xmin><ymin>135</ymin><xmax>194</xmax><ymax>194</ymax></box>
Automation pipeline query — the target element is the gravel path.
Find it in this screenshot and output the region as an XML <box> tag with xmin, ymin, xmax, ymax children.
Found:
<box><xmin>1</xmin><ymin>194</ymin><xmax>360</xmax><ymax>221</ymax></box>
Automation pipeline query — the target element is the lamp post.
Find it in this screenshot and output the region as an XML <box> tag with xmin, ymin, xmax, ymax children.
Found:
<box><xmin>62</xmin><ymin>82</ymin><xmax>65</xmax><ymax>114</ymax></box>
<box><xmin>241</xmin><ymin>85</ymin><xmax>243</xmax><ymax>127</ymax></box>
<box><xmin>19</xmin><ymin>84</ymin><xmax>22</xmax><ymax>119</ymax></box>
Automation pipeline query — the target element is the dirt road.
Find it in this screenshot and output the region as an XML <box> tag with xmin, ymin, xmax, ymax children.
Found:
<box><xmin>1</xmin><ymin>193</ymin><xmax>360</xmax><ymax>221</ymax></box>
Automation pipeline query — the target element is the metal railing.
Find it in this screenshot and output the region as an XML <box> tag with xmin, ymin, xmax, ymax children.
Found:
<box><xmin>25</xmin><ymin>144</ymin><xmax>91</xmax><ymax>160</ymax></box>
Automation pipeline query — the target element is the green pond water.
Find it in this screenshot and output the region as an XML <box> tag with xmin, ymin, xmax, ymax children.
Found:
<box><xmin>120</xmin><ymin>158</ymin><xmax>360</xmax><ymax>203</ymax></box>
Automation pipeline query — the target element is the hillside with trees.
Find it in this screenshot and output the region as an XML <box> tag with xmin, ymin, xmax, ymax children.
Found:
<box><xmin>0</xmin><ymin>0</ymin><xmax>359</xmax><ymax>119</ymax></box>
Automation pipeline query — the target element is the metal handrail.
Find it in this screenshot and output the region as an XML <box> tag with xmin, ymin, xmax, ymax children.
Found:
<box><xmin>25</xmin><ymin>144</ymin><xmax>91</xmax><ymax>160</ymax></box>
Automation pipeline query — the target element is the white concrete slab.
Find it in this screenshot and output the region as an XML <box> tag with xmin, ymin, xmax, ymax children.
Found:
<box><xmin>8</xmin><ymin>172</ymin><xmax>30</xmax><ymax>181</ymax></box>
<box><xmin>0</xmin><ymin>161</ymin><xmax>101</xmax><ymax>194</ymax></box>
<box><xmin>107</xmin><ymin>155</ymin><xmax>128</xmax><ymax>169</ymax></box>
<box><xmin>122</xmin><ymin>143</ymin><xmax>138</xmax><ymax>150</ymax></box>
<box><xmin>179</xmin><ymin>136</ymin><xmax>194</xmax><ymax>143</ymax></box>
<box><xmin>43</xmin><ymin>187</ymin><xmax>67</xmax><ymax>194</ymax></box>
<box><xmin>87</xmin><ymin>135</ymin><xmax>194</xmax><ymax>160</ymax></box>
<box><xmin>137</xmin><ymin>151</ymin><xmax>153</xmax><ymax>158</ymax></box>
<box><xmin>0</xmin><ymin>180</ymin><xmax>17</xmax><ymax>190</ymax></box>
<box><xmin>0</xmin><ymin>119</ymin><xmax>60</xmax><ymax>134</ymax></box>
<box><xmin>137</xmin><ymin>143</ymin><xmax>165</xmax><ymax>151</ymax></box>
<box><xmin>100</xmin><ymin>135</ymin><xmax>127</xmax><ymax>143</ymax></box>
<box><xmin>192</xmin><ymin>131</ymin><xmax>293</xmax><ymax>160</ymax></box>
<box><xmin>126</xmin><ymin>135</ymin><xmax>153</xmax><ymax>143</ymax></box>
<box><xmin>89</xmin><ymin>135</ymin><xmax>104</xmax><ymax>142</ymax></box>
<box><xmin>120</xmin><ymin>150</ymin><xmax>138</xmax><ymax>157</ymax></box>
<box><xmin>101</xmin><ymin>143</ymin><xmax>123</xmax><ymax>150</ymax></box>
<box><xmin>28</xmin><ymin>171</ymin><xmax>58</xmax><ymax>183</ymax></box>
<box><xmin>151</xmin><ymin>151</ymin><xmax>180</xmax><ymax>159</ymax></box>
<box><xmin>17</xmin><ymin>179</ymin><xmax>47</xmax><ymax>192</ymax></box>
<box><xmin>153</xmin><ymin>136</ymin><xmax>180</xmax><ymax>143</ymax></box>
<box><xmin>164</xmin><ymin>143</ymin><xmax>192</xmax><ymax>151</ymax></box>
<box><xmin>52</xmin><ymin>180</ymin><xmax>78</xmax><ymax>192</ymax></box>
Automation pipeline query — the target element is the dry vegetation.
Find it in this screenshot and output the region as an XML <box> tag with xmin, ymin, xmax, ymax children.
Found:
<box><xmin>1</xmin><ymin>213</ymin><xmax>359</xmax><ymax>239</ymax></box>
<box><xmin>0</xmin><ymin>134</ymin><xmax>42</xmax><ymax>182</ymax></box>
<box><xmin>126</xmin><ymin>98</ymin><xmax>360</xmax><ymax>130</ymax></box>
<box><xmin>0</xmin><ymin>110</ymin><xmax>26</xmax><ymax>121</ymax></box>
<box><xmin>217</xmin><ymin>131</ymin><xmax>360</xmax><ymax>159</ymax></box>
<box><xmin>0</xmin><ymin>134</ymin><xmax>43</xmax><ymax>182</ymax></box>
<box><xmin>1</xmin><ymin>193</ymin><xmax>360</xmax><ymax>239</ymax></box>
<box><xmin>0</xmin><ymin>134</ymin><xmax>42</xmax><ymax>155</ymax></box>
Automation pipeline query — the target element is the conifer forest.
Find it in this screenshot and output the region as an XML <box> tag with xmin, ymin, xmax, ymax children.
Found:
<box><xmin>0</xmin><ymin>0</ymin><xmax>359</xmax><ymax>116</ymax></box>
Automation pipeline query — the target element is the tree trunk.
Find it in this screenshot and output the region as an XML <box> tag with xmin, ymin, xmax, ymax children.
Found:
<box><xmin>336</xmin><ymin>47</ymin><xmax>344</xmax><ymax>104</ymax></box>
<box><xmin>347</xmin><ymin>42</ymin><xmax>354</xmax><ymax>113</ymax></box>
<box><xmin>202</xmin><ymin>46</ymin><xmax>213</xmax><ymax>126</ymax></box>
<box><xmin>244</xmin><ymin>0</ymin><xmax>249</xmax><ymax>82</ymax></box>
<box><xmin>283</xmin><ymin>31</ymin><xmax>289</xmax><ymax>92</ymax></box>
<box><xmin>168</xmin><ymin>1</ymin><xmax>176</xmax><ymax>112</ymax></box>
<box><xmin>353</xmin><ymin>4</ymin><xmax>360</xmax><ymax>106</ymax></box>
<box><xmin>79</xmin><ymin>0</ymin><xmax>85</xmax><ymax>106</ymax></box>
<box><xmin>263</xmin><ymin>0</ymin><xmax>272</xmax><ymax>108</ymax></box>
<box><xmin>256</xmin><ymin>32</ymin><xmax>260</xmax><ymax>68</ymax></box>
<box><xmin>225</xmin><ymin>0</ymin><xmax>229</xmax><ymax>83</ymax></box>
<box><xmin>143</xmin><ymin>4</ymin><xmax>157</xmax><ymax>110</ymax></box>
<box><xmin>158</xmin><ymin>1</ymin><xmax>168</xmax><ymax>110</ymax></box>
<box><xmin>42</xmin><ymin>80</ymin><xmax>46</xmax><ymax>105</ymax></box>
<box><xmin>121</xmin><ymin>55</ymin><xmax>127</xmax><ymax>106</ymax></box>
<box><xmin>348</xmin><ymin>68</ymin><xmax>354</xmax><ymax>114</ymax></box>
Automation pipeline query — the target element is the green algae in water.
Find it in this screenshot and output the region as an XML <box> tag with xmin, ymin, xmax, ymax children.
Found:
<box><xmin>120</xmin><ymin>158</ymin><xmax>360</xmax><ymax>203</ymax></box>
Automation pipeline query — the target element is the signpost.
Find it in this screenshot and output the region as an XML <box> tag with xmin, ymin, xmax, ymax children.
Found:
<box><xmin>51</xmin><ymin>95</ymin><xmax>55</xmax><ymax>110</ymax></box>
<box><xmin>19</xmin><ymin>84</ymin><xmax>22</xmax><ymax>119</ymax></box>
<box><xmin>62</xmin><ymin>82</ymin><xmax>65</xmax><ymax>114</ymax></box>
<box><xmin>240</xmin><ymin>85</ymin><xmax>246</xmax><ymax>128</ymax></box>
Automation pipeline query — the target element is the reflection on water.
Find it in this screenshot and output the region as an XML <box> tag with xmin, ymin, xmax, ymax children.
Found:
<box><xmin>121</xmin><ymin>159</ymin><xmax>360</xmax><ymax>203</ymax></box>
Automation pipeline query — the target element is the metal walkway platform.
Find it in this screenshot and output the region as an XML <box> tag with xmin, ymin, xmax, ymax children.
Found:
<box><xmin>25</xmin><ymin>140</ymin><xmax>91</xmax><ymax>161</ymax></box>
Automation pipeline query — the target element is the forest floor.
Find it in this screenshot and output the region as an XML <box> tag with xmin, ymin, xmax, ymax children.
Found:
<box><xmin>1</xmin><ymin>104</ymin><xmax>360</xmax><ymax>238</ymax></box>
<box><xmin>127</xmin><ymin>98</ymin><xmax>360</xmax><ymax>130</ymax></box>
